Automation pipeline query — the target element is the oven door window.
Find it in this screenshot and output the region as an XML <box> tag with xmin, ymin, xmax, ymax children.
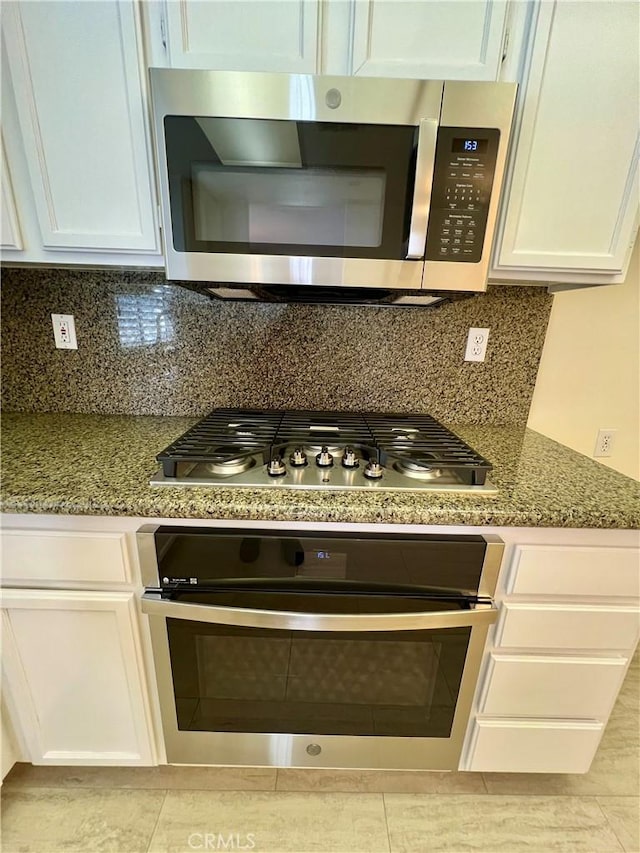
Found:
<box><xmin>164</xmin><ymin>117</ymin><xmax>417</xmax><ymax>260</ymax></box>
<box><xmin>165</xmin><ymin>591</ymin><xmax>471</xmax><ymax>738</ymax></box>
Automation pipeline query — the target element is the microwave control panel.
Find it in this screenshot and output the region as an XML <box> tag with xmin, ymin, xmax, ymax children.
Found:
<box><xmin>425</xmin><ymin>127</ymin><xmax>500</xmax><ymax>263</ymax></box>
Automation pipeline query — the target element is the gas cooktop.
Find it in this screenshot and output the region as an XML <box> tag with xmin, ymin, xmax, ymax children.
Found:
<box><xmin>150</xmin><ymin>408</ymin><xmax>496</xmax><ymax>494</ymax></box>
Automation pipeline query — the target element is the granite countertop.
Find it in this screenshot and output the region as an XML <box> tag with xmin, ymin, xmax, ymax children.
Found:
<box><xmin>1</xmin><ymin>412</ymin><xmax>638</xmax><ymax>528</ymax></box>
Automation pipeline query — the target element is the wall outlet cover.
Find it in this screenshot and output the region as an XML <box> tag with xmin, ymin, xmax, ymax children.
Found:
<box><xmin>594</xmin><ymin>428</ymin><xmax>617</xmax><ymax>458</ymax></box>
<box><xmin>464</xmin><ymin>327</ymin><xmax>490</xmax><ymax>362</ymax></box>
<box><xmin>52</xmin><ymin>314</ymin><xmax>77</xmax><ymax>350</ymax></box>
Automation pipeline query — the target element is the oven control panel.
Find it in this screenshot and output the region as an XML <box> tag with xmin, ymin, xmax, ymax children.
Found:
<box><xmin>425</xmin><ymin>127</ymin><xmax>500</xmax><ymax>263</ymax></box>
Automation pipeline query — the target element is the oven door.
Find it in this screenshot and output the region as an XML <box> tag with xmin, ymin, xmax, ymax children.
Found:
<box><xmin>151</xmin><ymin>70</ymin><xmax>442</xmax><ymax>289</ymax></box>
<box><xmin>141</xmin><ymin>586</ymin><xmax>496</xmax><ymax>770</ymax></box>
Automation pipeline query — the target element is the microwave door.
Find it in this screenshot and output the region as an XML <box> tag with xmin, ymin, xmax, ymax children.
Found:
<box><xmin>164</xmin><ymin>119</ymin><xmax>418</xmax><ymax>261</ymax></box>
<box><xmin>152</xmin><ymin>71</ymin><xmax>444</xmax><ymax>290</ymax></box>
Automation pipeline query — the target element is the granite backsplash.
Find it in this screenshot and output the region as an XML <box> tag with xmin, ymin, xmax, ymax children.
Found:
<box><xmin>0</xmin><ymin>268</ymin><xmax>552</xmax><ymax>423</ymax></box>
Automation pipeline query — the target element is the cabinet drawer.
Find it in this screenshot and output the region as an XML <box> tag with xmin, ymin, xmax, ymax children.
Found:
<box><xmin>496</xmin><ymin>602</ymin><xmax>640</xmax><ymax>651</ymax></box>
<box><xmin>466</xmin><ymin>718</ymin><xmax>603</xmax><ymax>773</ymax></box>
<box><xmin>507</xmin><ymin>545</ymin><xmax>640</xmax><ymax>598</ymax></box>
<box><xmin>1</xmin><ymin>530</ymin><xmax>131</xmax><ymax>586</ymax></box>
<box><xmin>480</xmin><ymin>653</ymin><xmax>628</xmax><ymax>718</ymax></box>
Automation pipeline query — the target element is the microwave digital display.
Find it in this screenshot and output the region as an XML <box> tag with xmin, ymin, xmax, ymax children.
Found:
<box><xmin>452</xmin><ymin>138</ymin><xmax>488</xmax><ymax>153</ymax></box>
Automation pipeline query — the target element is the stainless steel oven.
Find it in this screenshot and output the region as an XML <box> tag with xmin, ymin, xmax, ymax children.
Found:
<box><xmin>139</xmin><ymin>526</ymin><xmax>502</xmax><ymax>770</ymax></box>
<box><xmin>150</xmin><ymin>70</ymin><xmax>517</xmax><ymax>295</ymax></box>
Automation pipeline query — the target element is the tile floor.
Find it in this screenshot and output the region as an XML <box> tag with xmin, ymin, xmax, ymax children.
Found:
<box><xmin>2</xmin><ymin>654</ymin><xmax>638</xmax><ymax>853</ymax></box>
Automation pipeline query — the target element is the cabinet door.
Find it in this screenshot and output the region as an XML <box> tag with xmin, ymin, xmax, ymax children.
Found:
<box><xmin>0</xmin><ymin>135</ymin><xmax>23</xmax><ymax>251</ymax></box>
<box><xmin>480</xmin><ymin>653</ymin><xmax>628</xmax><ymax>719</ymax></box>
<box><xmin>495</xmin><ymin>603</ymin><xmax>640</xmax><ymax>652</ymax></box>
<box><xmin>465</xmin><ymin>718</ymin><xmax>604</xmax><ymax>773</ymax></box>
<box><xmin>162</xmin><ymin>0</ymin><xmax>320</xmax><ymax>72</ymax></box>
<box><xmin>507</xmin><ymin>544</ymin><xmax>640</xmax><ymax>599</ymax></box>
<box><xmin>495</xmin><ymin>1</ymin><xmax>639</xmax><ymax>278</ymax></box>
<box><xmin>1</xmin><ymin>1</ymin><xmax>158</xmax><ymax>254</ymax></box>
<box><xmin>348</xmin><ymin>0</ymin><xmax>508</xmax><ymax>80</ymax></box>
<box><xmin>1</xmin><ymin>590</ymin><xmax>154</xmax><ymax>765</ymax></box>
<box><xmin>1</xmin><ymin>529</ymin><xmax>132</xmax><ymax>587</ymax></box>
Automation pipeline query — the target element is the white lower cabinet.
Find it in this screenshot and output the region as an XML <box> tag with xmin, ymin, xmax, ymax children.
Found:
<box><xmin>1</xmin><ymin>588</ymin><xmax>155</xmax><ymax>765</ymax></box>
<box><xmin>496</xmin><ymin>602</ymin><xmax>640</xmax><ymax>652</ymax></box>
<box><xmin>463</xmin><ymin>533</ymin><xmax>640</xmax><ymax>773</ymax></box>
<box><xmin>468</xmin><ymin>718</ymin><xmax>604</xmax><ymax>774</ymax></box>
<box><xmin>480</xmin><ymin>653</ymin><xmax>628</xmax><ymax>719</ymax></box>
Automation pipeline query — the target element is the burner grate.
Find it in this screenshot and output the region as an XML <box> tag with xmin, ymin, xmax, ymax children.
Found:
<box><xmin>156</xmin><ymin>408</ymin><xmax>492</xmax><ymax>485</ymax></box>
<box><xmin>364</xmin><ymin>413</ymin><xmax>491</xmax><ymax>484</ymax></box>
<box><xmin>157</xmin><ymin>409</ymin><xmax>283</xmax><ymax>477</ymax></box>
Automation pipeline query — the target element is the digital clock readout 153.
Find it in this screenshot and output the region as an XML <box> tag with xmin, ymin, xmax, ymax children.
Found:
<box><xmin>452</xmin><ymin>138</ymin><xmax>488</xmax><ymax>154</ymax></box>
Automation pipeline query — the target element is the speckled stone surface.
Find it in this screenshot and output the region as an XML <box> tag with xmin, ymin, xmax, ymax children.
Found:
<box><xmin>1</xmin><ymin>413</ymin><xmax>638</xmax><ymax>528</ymax></box>
<box><xmin>1</xmin><ymin>268</ymin><xmax>551</xmax><ymax>424</ymax></box>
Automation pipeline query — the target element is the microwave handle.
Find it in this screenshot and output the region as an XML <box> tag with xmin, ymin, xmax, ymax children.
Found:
<box><xmin>140</xmin><ymin>591</ymin><xmax>497</xmax><ymax>632</ymax></box>
<box><xmin>406</xmin><ymin>118</ymin><xmax>439</xmax><ymax>259</ymax></box>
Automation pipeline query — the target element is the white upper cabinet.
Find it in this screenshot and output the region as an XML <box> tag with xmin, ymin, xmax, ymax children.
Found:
<box><xmin>1</xmin><ymin>0</ymin><xmax>159</xmax><ymax>255</ymax></box>
<box><xmin>493</xmin><ymin>0</ymin><xmax>639</xmax><ymax>282</ymax></box>
<box><xmin>0</xmin><ymin>136</ymin><xmax>23</xmax><ymax>251</ymax></box>
<box><xmin>347</xmin><ymin>0</ymin><xmax>509</xmax><ymax>80</ymax></box>
<box><xmin>154</xmin><ymin>0</ymin><xmax>507</xmax><ymax>81</ymax></box>
<box><xmin>159</xmin><ymin>0</ymin><xmax>321</xmax><ymax>72</ymax></box>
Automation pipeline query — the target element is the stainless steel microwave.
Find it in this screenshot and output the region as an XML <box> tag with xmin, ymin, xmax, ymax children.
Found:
<box><xmin>150</xmin><ymin>70</ymin><xmax>517</xmax><ymax>296</ymax></box>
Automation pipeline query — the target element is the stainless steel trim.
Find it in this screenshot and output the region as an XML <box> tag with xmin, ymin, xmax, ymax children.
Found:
<box><xmin>149</xmin><ymin>462</ymin><xmax>499</xmax><ymax>493</ymax></box>
<box><xmin>407</xmin><ymin>119</ymin><xmax>439</xmax><ymax>259</ymax></box>
<box><xmin>136</xmin><ymin>525</ymin><xmax>161</xmax><ymax>587</ymax></box>
<box><xmin>162</xmin><ymin>253</ymin><xmax>425</xmax><ymax>289</ymax></box>
<box><xmin>478</xmin><ymin>534</ymin><xmax>504</xmax><ymax>600</ymax></box>
<box><xmin>150</xmin><ymin>69</ymin><xmax>444</xmax><ymax>125</ymax></box>
<box><xmin>422</xmin><ymin>81</ymin><xmax>518</xmax><ymax>293</ymax></box>
<box><xmin>140</xmin><ymin>592</ymin><xmax>498</xmax><ymax>631</ymax></box>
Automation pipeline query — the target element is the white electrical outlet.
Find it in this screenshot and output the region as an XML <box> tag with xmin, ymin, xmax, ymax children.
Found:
<box><xmin>464</xmin><ymin>327</ymin><xmax>490</xmax><ymax>362</ymax></box>
<box><xmin>52</xmin><ymin>314</ymin><xmax>77</xmax><ymax>350</ymax></box>
<box><xmin>594</xmin><ymin>428</ymin><xmax>616</xmax><ymax>458</ymax></box>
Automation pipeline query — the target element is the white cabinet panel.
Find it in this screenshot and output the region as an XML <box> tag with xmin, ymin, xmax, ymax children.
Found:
<box><xmin>496</xmin><ymin>0</ymin><xmax>639</xmax><ymax>276</ymax></box>
<box><xmin>480</xmin><ymin>654</ymin><xmax>628</xmax><ymax>719</ymax></box>
<box><xmin>163</xmin><ymin>0</ymin><xmax>320</xmax><ymax>72</ymax></box>
<box><xmin>1</xmin><ymin>703</ymin><xmax>22</xmax><ymax>780</ymax></box>
<box><xmin>1</xmin><ymin>590</ymin><xmax>154</xmax><ymax>765</ymax></box>
<box><xmin>1</xmin><ymin>530</ymin><xmax>132</xmax><ymax>587</ymax></box>
<box><xmin>1</xmin><ymin>1</ymin><xmax>158</xmax><ymax>253</ymax></box>
<box><xmin>496</xmin><ymin>603</ymin><xmax>640</xmax><ymax>652</ymax></box>
<box><xmin>507</xmin><ymin>544</ymin><xmax>640</xmax><ymax>599</ymax></box>
<box><xmin>0</xmin><ymin>135</ymin><xmax>22</xmax><ymax>250</ymax></box>
<box><xmin>466</xmin><ymin>718</ymin><xmax>603</xmax><ymax>773</ymax></box>
<box><xmin>350</xmin><ymin>0</ymin><xmax>508</xmax><ymax>80</ymax></box>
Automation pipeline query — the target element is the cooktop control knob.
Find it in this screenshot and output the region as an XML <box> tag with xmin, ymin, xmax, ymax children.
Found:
<box><xmin>316</xmin><ymin>446</ymin><xmax>334</xmax><ymax>467</ymax></box>
<box><xmin>363</xmin><ymin>460</ymin><xmax>383</xmax><ymax>480</ymax></box>
<box><xmin>289</xmin><ymin>447</ymin><xmax>308</xmax><ymax>467</ymax></box>
<box><xmin>267</xmin><ymin>455</ymin><xmax>287</xmax><ymax>477</ymax></box>
<box><xmin>341</xmin><ymin>446</ymin><xmax>359</xmax><ymax>469</ymax></box>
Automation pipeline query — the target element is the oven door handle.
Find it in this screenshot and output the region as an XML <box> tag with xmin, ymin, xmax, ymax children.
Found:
<box><xmin>140</xmin><ymin>592</ymin><xmax>497</xmax><ymax>631</ymax></box>
<box><xmin>406</xmin><ymin>117</ymin><xmax>439</xmax><ymax>260</ymax></box>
